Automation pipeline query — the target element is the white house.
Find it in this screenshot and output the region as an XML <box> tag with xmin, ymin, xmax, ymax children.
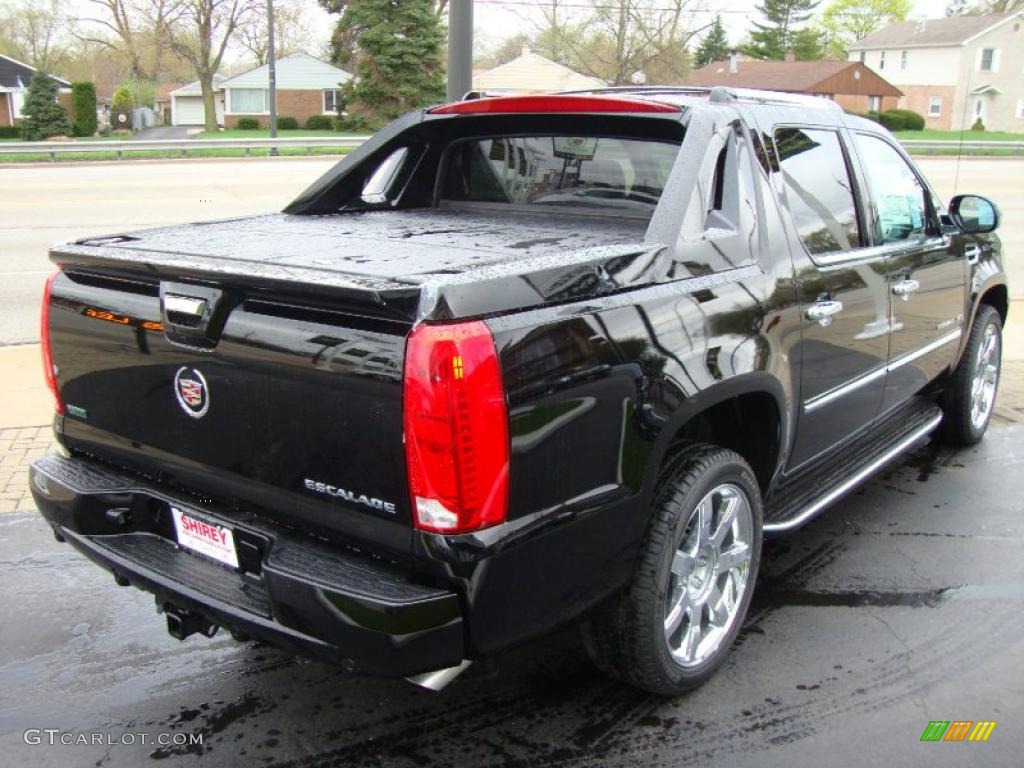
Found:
<box><xmin>849</xmin><ymin>12</ymin><xmax>1024</xmax><ymax>131</ymax></box>
<box><xmin>218</xmin><ymin>52</ymin><xmax>352</xmax><ymax>127</ymax></box>
<box><xmin>169</xmin><ymin>75</ymin><xmax>227</xmax><ymax>127</ymax></box>
<box><xmin>473</xmin><ymin>47</ymin><xmax>605</xmax><ymax>94</ymax></box>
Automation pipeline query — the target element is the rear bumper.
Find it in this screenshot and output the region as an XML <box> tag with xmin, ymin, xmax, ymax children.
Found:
<box><xmin>29</xmin><ymin>453</ymin><xmax>464</xmax><ymax>678</ymax></box>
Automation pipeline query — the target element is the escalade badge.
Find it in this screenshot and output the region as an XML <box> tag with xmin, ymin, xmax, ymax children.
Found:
<box><xmin>174</xmin><ymin>366</ymin><xmax>210</xmax><ymax>419</ymax></box>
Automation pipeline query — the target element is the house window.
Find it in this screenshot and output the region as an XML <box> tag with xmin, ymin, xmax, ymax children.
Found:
<box><xmin>879</xmin><ymin>51</ymin><xmax>886</xmax><ymax>70</ymax></box>
<box><xmin>900</xmin><ymin>50</ymin><xmax>908</xmax><ymax>69</ymax></box>
<box><xmin>230</xmin><ymin>88</ymin><xmax>268</xmax><ymax>114</ymax></box>
<box><xmin>1017</xmin><ymin>100</ymin><xmax>1024</xmax><ymax>118</ymax></box>
<box><xmin>859</xmin><ymin>51</ymin><xmax>866</xmax><ymax>63</ymax></box>
<box><xmin>868</xmin><ymin>95</ymin><xmax>882</xmax><ymax>112</ymax></box>
<box><xmin>979</xmin><ymin>48</ymin><xmax>996</xmax><ymax>72</ymax></box>
<box><xmin>323</xmin><ymin>89</ymin><xmax>343</xmax><ymax>114</ymax></box>
<box><xmin>929</xmin><ymin>96</ymin><xmax>942</xmax><ymax>117</ymax></box>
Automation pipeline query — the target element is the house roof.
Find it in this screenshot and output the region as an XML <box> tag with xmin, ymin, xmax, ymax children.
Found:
<box><xmin>170</xmin><ymin>75</ymin><xmax>228</xmax><ymax>97</ymax></box>
<box><xmin>0</xmin><ymin>53</ymin><xmax>71</xmax><ymax>89</ymax></box>
<box><xmin>687</xmin><ymin>59</ymin><xmax>902</xmax><ymax>97</ymax></box>
<box><xmin>848</xmin><ymin>12</ymin><xmax>1022</xmax><ymax>50</ymax></box>
<box><xmin>473</xmin><ymin>49</ymin><xmax>605</xmax><ymax>92</ymax></box>
<box><xmin>218</xmin><ymin>52</ymin><xmax>352</xmax><ymax>90</ymax></box>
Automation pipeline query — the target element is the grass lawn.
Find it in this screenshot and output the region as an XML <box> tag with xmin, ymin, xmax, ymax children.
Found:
<box><xmin>195</xmin><ymin>128</ymin><xmax>367</xmax><ymax>139</ymax></box>
<box><xmin>893</xmin><ymin>129</ymin><xmax>1024</xmax><ymax>142</ymax></box>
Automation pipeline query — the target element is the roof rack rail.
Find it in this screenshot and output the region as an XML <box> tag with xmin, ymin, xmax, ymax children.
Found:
<box><xmin>562</xmin><ymin>85</ymin><xmax>843</xmax><ymax>112</ymax></box>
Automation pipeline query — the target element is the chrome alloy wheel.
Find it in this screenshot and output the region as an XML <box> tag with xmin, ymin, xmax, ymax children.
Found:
<box><xmin>970</xmin><ymin>323</ymin><xmax>1000</xmax><ymax>431</ymax></box>
<box><xmin>664</xmin><ymin>483</ymin><xmax>753</xmax><ymax>668</ymax></box>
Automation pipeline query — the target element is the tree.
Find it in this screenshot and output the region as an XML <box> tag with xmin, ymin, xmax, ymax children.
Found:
<box><xmin>695</xmin><ymin>14</ymin><xmax>730</xmax><ymax>67</ymax></box>
<box><xmin>0</xmin><ymin>0</ymin><xmax>73</xmax><ymax>72</ymax></box>
<box><xmin>531</xmin><ymin>1</ymin><xmax>704</xmax><ymax>85</ymax></box>
<box><xmin>77</xmin><ymin>1</ymin><xmax>178</xmax><ymax>83</ymax></box>
<box><xmin>744</xmin><ymin>0</ymin><xmax>822</xmax><ymax>60</ymax></box>
<box><xmin>237</xmin><ymin>0</ymin><xmax>318</xmax><ymax>66</ymax></box>
<box><xmin>70</xmin><ymin>81</ymin><xmax>98</xmax><ymax>137</ymax></box>
<box><xmin>320</xmin><ymin>1</ymin><xmax>447</xmax><ymax>69</ymax></box>
<box><xmin>945</xmin><ymin>0</ymin><xmax>972</xmax><ymax>14</ymax></box>
<box><xmin>167</xmin><ymin>0</ymin><xmax>258</xmax><ymax>132</ymax></box>
<box><xmin>19</xmin><ymin>70</ymin><xmax>72</xmax><ymax>140</ymax></box>
<box><xmin>820</xmin><ymin>0</ymin><xmax>911</xmax><ymax>58</ymax></box>
<box><xmin>334</xmin><ymin>0</ymin><xmax>446</xmax><ymax>128</ymax></box>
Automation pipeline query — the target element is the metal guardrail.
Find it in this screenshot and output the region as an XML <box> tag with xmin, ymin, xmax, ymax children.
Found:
<box><xmin>2</xmin><ymin>136</ymin><xmax>1023</xmax><ymax>161</ymax></box>
<box><xmin>0</xmin><ymin>136</ymin><xmax>372</xmax><ymax>160</ymax></box>
<box><xmin>900</xmin><ymin>139</ymin><xmax>1024</xmax><ymax>154</ymax></box>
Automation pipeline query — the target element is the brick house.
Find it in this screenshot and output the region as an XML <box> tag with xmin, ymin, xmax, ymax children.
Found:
<box><xmin>0</xmin><ymin>53</ymin><xmax>72</xmax><ymax>128</ymax></box>
<box><xmin>217</xmin><ymin>52</ymin><xmax>352</xmax><ymax>128</ymax></box>
<box><xmin>848</xmin><ymin>12</ymin><xmax>1024</xmax><ymax>131</ymax></box>
<box><xmin>687</xmin><ymin>56</ymin><xmax>902</xmax><ymax>114</ymax></box>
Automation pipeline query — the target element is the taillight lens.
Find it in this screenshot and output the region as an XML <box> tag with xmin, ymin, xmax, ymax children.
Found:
<box><xmin>41</xmin><ymin>269</ymin><xmax>64</xmax><ymax>414</ymax></box>
<box><xmin>403</xmin><ymin>321</ymin><xmax>509</xmax><ymax>534</ymax></box>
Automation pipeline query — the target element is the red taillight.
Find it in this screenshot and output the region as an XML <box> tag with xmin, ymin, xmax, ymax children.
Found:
<box><xmin>429</xmin><ymin>94</ymin><xmax>681</xmax><ymax>115</ymax></box>
<box><xmin>403</xmin><ymin>321</ymin><xmax>509</xmax><ymax>534</ymax></box>
<box><xmin>41</xmin><ymin>269</ymin><xmax>64</xmax><ymax>415</ymax></box>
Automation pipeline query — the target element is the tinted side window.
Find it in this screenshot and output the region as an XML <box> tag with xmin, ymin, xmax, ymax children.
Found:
<box><xmin>853</xmin><ymin>134</ymin><xmax>928</xmax><ymax>244</ymax></box>
<box><xmin>775</xmin><ymin>128</ymin><xmax>860</xmax><ymax>255</ymax></box>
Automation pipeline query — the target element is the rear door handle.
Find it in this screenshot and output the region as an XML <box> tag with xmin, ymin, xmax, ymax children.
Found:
<box><xmin>964</xmin><ymin>244</ymin><xmax>981</xmax><ymax>265</ymax></box>
<box><xmin>891</xmin><ymin>278</ymin><xmax>920</xmax><ymax>300</ymax></box>
<box><xmin>806</xmin><ymin>299</ymin><xmax>843</xmax><ymax>327</ymax></box>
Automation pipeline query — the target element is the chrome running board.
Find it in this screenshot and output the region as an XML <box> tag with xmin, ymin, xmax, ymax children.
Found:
<box><xmin>764</xmin><ymin>407</ymin><xmax>943</xmax><ymax>534</ymax></box>
<box><xmin>406</xmin><ymin>659</ymin><xmax>473</xmax><ymax>691</ymax></box>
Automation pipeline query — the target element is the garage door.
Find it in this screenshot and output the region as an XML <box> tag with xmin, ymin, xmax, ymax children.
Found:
<box><xmin>173</xmin><ymin>96</ymin><xmax>205</xmax><ymax>126</ymax></box>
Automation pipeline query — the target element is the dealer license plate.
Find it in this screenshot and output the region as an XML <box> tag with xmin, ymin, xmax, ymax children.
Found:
<box><xmin>171</xmin><ymin>506</ymin><xmax>239</xmax><ymax>569</ymax></box>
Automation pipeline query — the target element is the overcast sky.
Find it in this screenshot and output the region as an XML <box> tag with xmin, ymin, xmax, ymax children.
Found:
<box><xmin>62</xmin><ymin>0</ymin><xmax>957</xmax><ymax>70</ymax></box>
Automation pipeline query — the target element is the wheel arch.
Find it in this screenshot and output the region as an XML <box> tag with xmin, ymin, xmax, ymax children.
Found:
<box><xmin>646</xmin><ymin>374</ymin><xmax>787</xmax><ymax>499</ymax></box>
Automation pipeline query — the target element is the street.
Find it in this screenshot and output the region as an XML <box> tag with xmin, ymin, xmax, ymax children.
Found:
<box><xmin>1</xmin><ymin>424</ymin><xmax>1021</xmax><ymax>767</ymax></box>
<box><xmin>1</xmin><ymin>155</ymin><xmax>1023</xmax><ymax>345</ymax></box>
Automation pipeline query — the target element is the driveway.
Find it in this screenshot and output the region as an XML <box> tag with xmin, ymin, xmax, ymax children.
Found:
<box><xmin>127</xmin><ymin>126</ymin><xmax>192</xmax><ymax>141</ymax></box>
<box><xmin>1</xmin><ymin>422</ymin><xmax>1021</xmax><ymax>767</ymax></box>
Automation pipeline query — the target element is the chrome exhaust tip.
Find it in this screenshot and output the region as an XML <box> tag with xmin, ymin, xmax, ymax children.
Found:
<box><xmin>405</xmin><ymin>659</ymin><xmax>472</xmax><ymax>692</ymax></box>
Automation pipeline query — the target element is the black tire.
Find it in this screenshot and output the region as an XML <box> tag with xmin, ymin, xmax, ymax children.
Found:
<box><xmin>940</xmin><ymin>305</ymin><xmax>1002</xmax><ymax>446</ymax></box>
<box><xmin>581</xmin><ymin>444</ymin><xmax>763</xmax><ymax>695</ymax></box>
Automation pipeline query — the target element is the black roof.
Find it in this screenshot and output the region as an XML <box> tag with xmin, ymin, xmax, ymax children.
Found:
<box><xmin>0</xmin><ymin>54</ymin><xmax>70</xmax><ymax>89</ymax></box>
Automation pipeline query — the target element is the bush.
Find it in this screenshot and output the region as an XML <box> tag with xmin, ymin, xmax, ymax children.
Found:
<box><xmin>0</xmin><ymin>125</ymin><xmax>20</xmax><ymax>138</ymax></box>
<box><xmin>875</xmin><ymin>110</ymin><xmax>908</xmax><ymax>131</ymax></box>
<box><xmin>110</xmin><ymin>86</ymin><xmax>134</xmax><ymax>131</ymax></box>
<box><xmin>886</xmin><ymin>108</ymin><xmax>925</xmax><ymax>131</ymax></box>
<box><xmin>276</xmin><ymin>116</ymin><xmax>299</xmax><ymax>129</ymax></box>
<box><xmin>121</xmin><ymin>80</ymin><xmax>155</xmax><ymax>108</ymax></box>
<box><xmin>236</xmin><ymin>117</ymin><xmax>261</xmax><ymax>130</ymax></box>
<box><xmin>971</xmin><ymin>117</ymin><xmax>986</xmax><ymax>132</ymax></box>
<box><xmin>20</xmin><ymin>72</ymin><xmax>72</xmax><ymax>141</ymax></box>
<box><xmin>70</xmin><ymin>82</ymin><xmax>98</xmax><ymax>137</ymax></box>
<box><xmin>305</xmin><ymin>115</ymin><xmax>334</xmax><ymax>130</ymax></box>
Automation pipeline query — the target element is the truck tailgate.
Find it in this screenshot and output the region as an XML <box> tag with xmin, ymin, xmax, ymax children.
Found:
<box><xmin>48</xmin><ymin>267</ymin><xmax>415</xmax><ymax>554</ymax></box>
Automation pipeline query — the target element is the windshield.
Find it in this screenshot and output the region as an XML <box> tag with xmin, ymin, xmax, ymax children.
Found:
<box><xmin>441</xmin><ymin>136</ymin><xmax>680</xmax><ymax>215</ymax></box>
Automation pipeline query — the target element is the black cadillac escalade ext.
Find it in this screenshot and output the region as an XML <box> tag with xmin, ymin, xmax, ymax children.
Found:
<box><xmin>30</xmin><ymin>88</ymin><xmax>1007</xmax><ymax>695</ymax></box>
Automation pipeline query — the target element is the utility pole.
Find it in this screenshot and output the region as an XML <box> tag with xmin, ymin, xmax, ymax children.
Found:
<box><xmin>267</xmin><ymin>0</ymin><xmax>279</xmax><ymax>156</ymax></box>
<box><xmin>447</xmin><ymin>0</ymin><xmax>473</xmax><ymax>101</ymax></box>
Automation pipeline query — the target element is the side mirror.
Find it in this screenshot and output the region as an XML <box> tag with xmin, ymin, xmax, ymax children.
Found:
<box><xmin>948</xmin><ymin>194</ymin><xmax>999</xmax><ymax>234</ymax></box>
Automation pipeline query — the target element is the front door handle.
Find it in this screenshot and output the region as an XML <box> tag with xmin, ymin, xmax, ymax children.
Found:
<box><xmin>806</xmin><ymin>299</ymin><xmax>844</xmax><ymax>327</ymax></box>
<box><xmin>891</xmin><ymin>278</ymin><xmax>921</xmax><ymax>300</ymax></box>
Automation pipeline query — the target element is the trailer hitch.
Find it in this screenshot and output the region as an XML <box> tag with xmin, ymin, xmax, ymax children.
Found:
<box><xmin>162</xmin><ymin>603</ymin><xmax>219</xmax><ymax>641</ymax></box>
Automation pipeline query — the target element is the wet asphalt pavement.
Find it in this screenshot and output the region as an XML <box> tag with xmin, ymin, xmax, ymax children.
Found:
<box><xmin>1</xmin><ymin>425</ymin><xmax>1022</xmax><ymax>767</ymax></box>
